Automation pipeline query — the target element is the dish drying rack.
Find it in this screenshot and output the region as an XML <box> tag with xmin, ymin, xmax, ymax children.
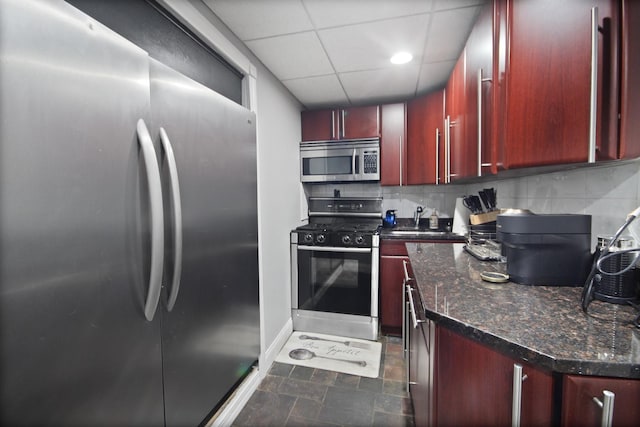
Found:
<box><xmin>464</xmin><ymin>228</ymin><xmax>505</xmax><ymax>261</ymax></box>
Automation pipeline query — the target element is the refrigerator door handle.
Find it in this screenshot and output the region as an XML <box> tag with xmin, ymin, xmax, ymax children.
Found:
<box><xmin>137</xmin><ymin>119</ymin><xmax>164</xmax><ymax>321</ymax></box>
<box><xmin>159</xmin><ymin>127</ymin><xmax>183</xmax><ymax>312</ymax></box>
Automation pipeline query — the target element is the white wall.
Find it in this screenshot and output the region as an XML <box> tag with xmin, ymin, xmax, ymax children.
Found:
<box><xmin>163</xmin><ymin>1</ymin><xmax>304</xmax><ymax>371</ymax></box>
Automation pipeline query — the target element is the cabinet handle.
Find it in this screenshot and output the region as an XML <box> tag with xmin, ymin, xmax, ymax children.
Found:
<box><xmin>512</xmin><ymin>364</ymin><xmax>529</xmax><ymax>427</ymax></box>
<box><xmin>407</xmin><ymin>285</ymin><xmax>424</xmax><ymax>329</ymax></box>
<box><xmin>477</xmin><ymin>68</ymin><xmax>483</xmax><ymax>177</ymax></box>
<box><xmin>445</xmin><ymin>116</ymin><xmax>452</xmax><ymax>183</ymax></box>
<box><xmin>477</xmin><ymin>69</ymin><xmax>493</xmax><ymax>176</ymax></box>
<box><xmin>435</xmin><ymin>128</ymin><xmax>440</xmax><ymax>184</ymax></box>
<box><xmin>402</xmin><ymin>260</ymin><xmax>412</xmax><ymax>283</ymax></box>
<box><xmin>341</xmin><ymin>109</ymin><xmax>346</xmax><ymax>139</ymax></box>
<box><xmin>592</xmin><ymin>390</ymin><xmax>615</xmax><ymax>427</ymax></box>
<box><xmin>588</xmin><ymin>7</ymin><xmax>598</xmax><ymax>163</ymax></box>
<box><xmin>399</xmin><ymin>135</ymin><xmax>403</xmax><ymax>186</ymax></box>
<box><xmin>331</xmin><ymin>110</ymin><xmax>336</xmax><ymax>139</ymax></box>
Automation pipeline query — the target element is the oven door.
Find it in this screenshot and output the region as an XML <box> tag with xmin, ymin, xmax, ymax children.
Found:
<box><xmin>294</xmin><ymin>245</ymin><xmax>377</xmax><ymax>317</ymax></box>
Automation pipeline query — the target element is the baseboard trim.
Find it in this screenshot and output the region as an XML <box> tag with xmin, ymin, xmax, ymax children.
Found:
<box><xmin>207</xmin><ymin>368</ymin><xmax>260</xmax><ymax>427</ymax></box>
<box><xmin>207</xmin><ymin>318</ymin><xmax>293</xmax><ymax>426</ymax></box>
<box><xmin>260</xmin><ymin>318</ymin><xmax>293</xmax><ymax>378</ymax></box>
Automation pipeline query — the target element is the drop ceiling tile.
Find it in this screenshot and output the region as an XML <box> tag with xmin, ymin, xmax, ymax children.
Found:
<box><xmin>318</xmin><ymin>14</ymin><xmax>431</xmax><ymax>73</ymax></box>
<box><xmin>283</xmin><ymin>75</ymin><xmax>348</xmax><ymax>108</ymax></box>
<box><xmin>246</xmin><ymin>32</ymin><xmax>334</xmax><ymax>80</ymax></box>
<box><xmin>416</xmin><ymin>60</ymin><xmax>456</xmax><ymax>94</ymax></box>
<box><xmin>339</xmin><ymin>65</ymin><xmax>421</xmax><ymax>103</ymax></box>
<box><xmin>302</xmin><ymin>0</ymin><xmax>434</xmax><ymax>29</ymax></box>
<box><xmin>203</xmin><ymin>0</ymin><xmax>312</xmax><ymax>41</ymax></box>
<box><xmin>423</xmin><ymin>6</ymin><xmax>481</xmax><ymax>62</ymax></box>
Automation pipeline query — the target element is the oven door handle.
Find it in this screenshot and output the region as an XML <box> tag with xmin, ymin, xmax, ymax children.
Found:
<box><xmin>297</xmin><ymin>245</ymin><xmax>372</xmax><ymax>254</ymax></box>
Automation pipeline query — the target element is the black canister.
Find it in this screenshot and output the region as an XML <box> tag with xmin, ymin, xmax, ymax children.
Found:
<box><xmin>594</xmin><ymin>236</ymin><xmax>639</xmax><ymax>304</ymax></box>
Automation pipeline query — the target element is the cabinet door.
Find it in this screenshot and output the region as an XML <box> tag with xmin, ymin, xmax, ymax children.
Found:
<box><xmin>619</xmin><ymin>0</ymin><xmax>640</xmax><ymax>159</ymax></box>
<box><xmin>380</xmin><ymin>254</ymin><xmax>409</xmax><ymax>335</ymax></box>
<box><xmin>380</xmin><ymin>103</ymin><xmax>407</xmax><ymax>186</ymax></box>
<box><xmin>341</xmin><ymin>105</ymin><xmax>380</xmax><ymax>139</ymax></box>
<box><xmin>446</xmin><ymin>51</ymin><xmax>472</xmax><ymax>182</ymax></box>
<box><xmin>301</xmin><ymin>109</ymin><xmax>338</xmax><ymax>141</ymax></box>
<box><xmin>435</xmin><ymin>327</ymin><xmax>553</xmax><ymax>427</ymax></box>
<box><xmin>562</xmin><ymin>375</ymin><xmax>640</xmax><ymax>427</ymax></box>
<box><xmin>501</xmin><ymin>0</ymin><xmax>617</xmax><ymax>168</ymax></box>
<box><xmin>409</xmin><ymin>299</ymin><xmax>433</xmax><ymax>427</ymax></box>
<box><xmin>465</xmin><ymin>1</ymin><xmax>496</xmax><ymax>177</ymax></box>
<box><xmin>407</xmin><ymin>90</ymin><xmax>444</xmax><ymax>185</ymax></box>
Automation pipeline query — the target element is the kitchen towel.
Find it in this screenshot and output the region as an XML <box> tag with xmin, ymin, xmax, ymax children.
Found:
<box><xmin>275</xmin><ymin>331</ymin><xmax>382</xmax><ymax>378</ymax></box>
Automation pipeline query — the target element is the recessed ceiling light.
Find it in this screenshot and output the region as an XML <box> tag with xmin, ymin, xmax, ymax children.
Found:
<box><xmin>390</xmin><ymin>51</ymin><xmax>413</xmax><ymax>65</ymax></box>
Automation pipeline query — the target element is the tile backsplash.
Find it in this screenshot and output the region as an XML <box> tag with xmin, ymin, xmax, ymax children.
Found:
<box><xmin>305</xmin><ymin>159</ymin><xmax>640</xmax><ymax>247</ymax></box>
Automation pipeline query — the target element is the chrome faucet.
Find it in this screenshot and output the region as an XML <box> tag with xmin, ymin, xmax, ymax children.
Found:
<box><xmin>414</xmin><ymin>205</ymin><xmax>424</xmax><ymax>227</ymax></box>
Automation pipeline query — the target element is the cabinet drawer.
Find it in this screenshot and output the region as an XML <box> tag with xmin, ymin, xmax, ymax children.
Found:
<box><xmin>380</xmin><ymin>240</ymin><xmax>409</xmax><ymax>256</ymax></box>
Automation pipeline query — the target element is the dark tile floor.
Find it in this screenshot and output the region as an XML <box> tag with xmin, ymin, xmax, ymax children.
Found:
<box><xmin>233</xmin><ymin>335</ymin><xmax>414</xmax><ymax>427</ymax></box>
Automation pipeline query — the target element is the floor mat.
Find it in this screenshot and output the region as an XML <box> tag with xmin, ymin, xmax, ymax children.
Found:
<box><xmin>275</xmin><ymin>331</ymin><xmax>382</xmax><ymax>378</ymax></box>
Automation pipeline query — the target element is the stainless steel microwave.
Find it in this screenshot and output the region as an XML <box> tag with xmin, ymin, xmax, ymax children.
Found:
<box><xmin>300</xmin><ymin>138</ymin><xmax>380</xmax><ymax>183</ymax></box>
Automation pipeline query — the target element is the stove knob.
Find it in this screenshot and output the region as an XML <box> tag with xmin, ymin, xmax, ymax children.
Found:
<box><xmin>355</xmin><ymin>235</ymin><xmax>364</xmax><ymax>245</ymax></box>
<box><xmin>316</xmin><ymin>234</ymin><xmax>326</xmax><ymax>244</ymax></box>
<box><xmin>303</xmin><ymin>233</ymin><xmax>313</xmax><ymax>244</ymax></box>
<box><xmin>342</xmin><ymin>235</ymin><xmax>351</xmax><ymax>245</ymax></box>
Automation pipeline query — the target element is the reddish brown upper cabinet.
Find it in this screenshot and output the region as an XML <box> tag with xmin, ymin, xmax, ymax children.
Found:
<box><xmin>497</xmin><ymin>0</ymin><xmax>619</xmax><ymax>169</ymax></box>
<box><xmin>407</xmin><ymin>90</ymin><xmax>445</xmax><ymax>185</ymax></box>
<box><xmin>464</xmin><ymin>1</ymin><xmax>497</xmax><ymax>177</ymax></box>
<box><xmin>435</xmin><ymin>327</ymin><xmax>554</xmax><ymax>427</ymax></box>
<box><xmin>445</xmin><ymin>51</ymin><xmax>472</xmax><ymax>182</ymax></box>
<box><xmin>380</xmin><ymin>103</ymin><xmax>407</xmax><ymax>186</ymax></box>
<box><xmin>301</xmin><ymin>109</ymin><xmax>338</xmax><ymax>141</ymax></box>
<box><xmin>619</xmin><ymin>0</ymin><xmax>640</xmax><ymax>159</ymax></box>
<box><xmin>342</xmin><ymin>105</ymin><xmax>380</xmax><ymax>139</ymax></box>
<box><xmin>301</xmin><ymin>105</ymin><xmax>380</xmax><ymax>142</ymax></box>
<box><xmin>562</xmin><ymin>375</ymin><xmax>640</xmax><ymax>427</ymax></box>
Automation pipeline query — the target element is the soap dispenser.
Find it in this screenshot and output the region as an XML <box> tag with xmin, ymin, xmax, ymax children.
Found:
<box><xmin>429</xmin><ymin>210</ymin><xmax>439</xmax><ymax>230</ymax></box>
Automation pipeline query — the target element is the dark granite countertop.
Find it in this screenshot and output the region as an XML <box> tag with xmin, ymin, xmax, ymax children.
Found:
<box><xmin>406</xmin><ymin>242</ymin><xmax>640</xmax><ymax>379</ymax></box>
<box><xmin>379</xmin><ymin>229</ymin><xmax>466</xmax><ymax>241</ymax></box>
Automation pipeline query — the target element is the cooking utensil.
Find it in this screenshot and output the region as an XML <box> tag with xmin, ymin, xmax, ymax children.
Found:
<box><xmin>478</xmin><ymin>190</ymin><xmax>491</xmax><ymax>211</ymax></box>
<box><xmin>484</xmin><ymin>188</ymin><xmax>497</xmax><ymax>210</ymax></box>
<box><xmin>288</xmin><ymin>348</ymin><xmax>367</xmax><ymax>367</ymax></box>
<box><xmin>463</xmin><ymin>195</ymin><xmax>484</xmax><ymax>213</ymax></box>
<box><xmin>299</xmin><ymin>334</ymin><xmax>371</xmax><ymax>349</ymax></box>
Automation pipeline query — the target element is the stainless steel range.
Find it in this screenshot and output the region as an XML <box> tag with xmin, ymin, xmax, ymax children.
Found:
<box><xmin>291</xmin><ymin>197</ymin><xmax>382</xmax><ymax>340</ymax></box>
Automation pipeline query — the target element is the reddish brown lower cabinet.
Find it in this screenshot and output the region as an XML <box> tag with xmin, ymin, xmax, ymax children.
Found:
<box><xmin>562</xmin><ymin>375</ymin><xmax>640</xmax><ymax>427</ymax></box>
<box><xmin>405</xmin><ymin>283</ymin><xmax>434</xmax><ymax>427</ymax></box>
<box><xmin>380</xmin><ymin>239</ymin><xmax>463</xmax><ymax>335</ymax></box>
<box><xmin>435</xmin><ymin>327</ymin><xmax>554</xmax><ymax>427</ymax></box>
<box><xmin>380</xmin><ymin>240</ymin><xmax>409</xmax><ymax>335</ymax></box>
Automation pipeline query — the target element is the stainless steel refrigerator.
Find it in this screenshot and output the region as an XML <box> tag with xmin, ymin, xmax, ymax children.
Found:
<box><xmin>0</xmin><ymin>1</ymin><xmax>260</xmax><ymax>425</ymax></box>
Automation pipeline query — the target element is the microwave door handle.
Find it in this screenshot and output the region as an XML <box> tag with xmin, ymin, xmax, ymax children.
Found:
<box><xmin>352</xmin><ymin>148</ymin><xmax>357</xmax><ymax>174</ymax></box>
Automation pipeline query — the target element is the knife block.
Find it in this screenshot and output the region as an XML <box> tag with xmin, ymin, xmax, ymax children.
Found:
<box><xmin>469</xmin><ymin>210</ymin><xmax>500</xmax><ymax>225</ymax></box>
